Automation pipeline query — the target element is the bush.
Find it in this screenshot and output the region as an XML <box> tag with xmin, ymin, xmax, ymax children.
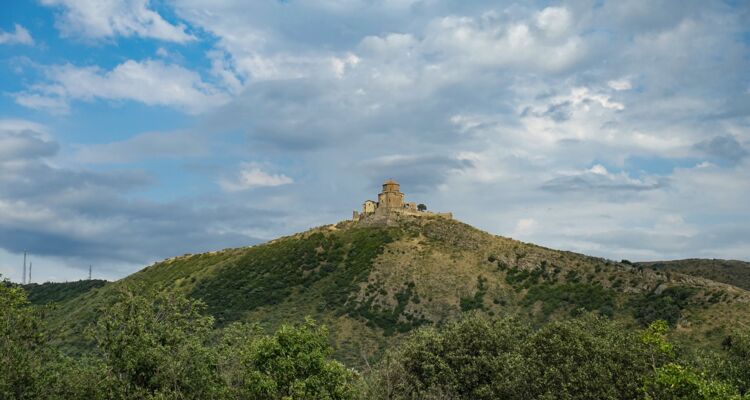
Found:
<box><xmin>522</xmin><ymin>283</ymin><xmax>615</xmax><ymax>317</ymax></box>
<box><xmin>363</xmin><ymin>314</ymin><xmax>654</xmax><ymax>400</ymax></box>
<box><xmin>631</xmin><ymin>286</ymin><xmax>698</xmax><ymax>326</ymax></box>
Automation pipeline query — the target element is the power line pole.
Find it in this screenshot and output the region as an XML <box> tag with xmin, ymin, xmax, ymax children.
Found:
<box><xmin>22</xmin><ymin>252</ymin><xmax>27</xmax><ymax>284</ymax></box>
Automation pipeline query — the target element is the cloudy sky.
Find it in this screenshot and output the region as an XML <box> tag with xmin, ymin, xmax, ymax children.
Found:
<box><xmin>1</xmin><ymin>0</ymin><xmax>749</xmax><ymax>282</ymax></box>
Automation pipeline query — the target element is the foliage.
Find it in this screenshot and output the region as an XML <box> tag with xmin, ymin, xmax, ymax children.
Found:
<box><xmin>0</xmin><ymin>280</ymin><xmax>48</xmax><ymax>399</ymax></box>
<box><xmin>6</xmin><ymin>276</ymin><xmax>750</xmax><ymax>400</ymax></box>
<box><xmin>192</xmin><ymin>228</ymin><xmax>397</xmax><ymax>324</ymax></box>
<box><xmin>522</xmin><ymin>282</ymin><xmax>615</xmax><ymax>317</ymax></box>
<box><xmin>719</xmin><ymin>330</ymin><xmax>750</xmax><ymax>395</ymax></box>
<box><xmin>631</xmin><ymin>286</ymin><xmax>698</xmax><ymax>326</ymax></box>
<box><xmin>88</xmin><ymin>288</ymin><xmax>224</xmax><ymax>399</ymax></box>
<box><xmin>22</xmin><ymin>279</ymin><xmax>108</xmax><ymax>305</ymax></box>
<box><xmin>644</xmin><ymin>363</ymin><xmax>743</xmax><ymax>400</ymax></box>
<box><xmin>641</xmin><ymin>321</ymin><xmax>745</xmax><ymax>400</ymax></box>
<box><xmin>350</xmin><ymin>282</ymin><xmax>427</xmax><ymax>336</ymax></box>
<box><xmin>459</xmin><ymin>276</ymin><xmax>487</xmax><ymax>312</ymax></box>
<box><xmin>34</xmin><ymin>218</ymin><xmax>750</xmax><ymax>365</ymax></box>
<box><xmin>229</xmin><ymin>318</ymin><xmax>358</xmax><ymax>399</ymax></box>
<box><xmin>640</xmin><ymin>259</ymin><xmax>750</xmax><ymax>291</ymax></box>
<box><xmin>2</xmin><ymin>281</ymin><xmax>359</xmax><ymax>400</ymax></box>
<box><xmin>6</xmin><ymin>218</ymin><xmax>750</xmax><ymax>398</ymax></box>
<box><xmin>363</xmin><ymin>314</ymin><xmax>653</xmax><ymax>399</ymax></box>
<box><xmin>641</xmin><ymin>320</ymin><xmax>674</xmax><ymax>361</ymax></box>
<box><xmin>417</xmin><ymin>204</ymin><xmax>427</xmax><ymax>211</ymax></box>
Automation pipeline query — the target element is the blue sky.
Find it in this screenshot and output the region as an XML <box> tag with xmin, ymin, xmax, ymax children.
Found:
<box><xmin>1</xmin><ymin>0</ymin><xmax>749</xmax><ymax>282</ymax></box>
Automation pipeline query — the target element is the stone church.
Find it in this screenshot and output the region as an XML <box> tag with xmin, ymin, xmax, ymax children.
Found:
<box><xmin>353</xmin><ymin>179</ymin><xmax>452</xmax><ymax>221</ymax></box>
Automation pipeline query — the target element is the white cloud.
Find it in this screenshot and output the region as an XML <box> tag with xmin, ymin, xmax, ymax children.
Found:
<box><xmin>0</xmin><ymin>24</ymin><xmax>34</xmax><ymax>45</ymax></box>
<box><xmin>15</xmin><ymin>59</ymin><xmax>229</xmax><ymax>114</ymax></box>
<box><xmin>331</xmin><ymin>53</ymin><xmax>360</xmax><ymax>78</ymax></box>
<box><xmin>40</xmin><ymin>0</ymin><xmax>194</xmax><ymax>42</ymax></box>
<box><xmin>0</xmin><ymin>128</ymin><xmax>58</xmax><ymax>161</ymax></box>
<box><xmin>541</xmin><ymin>164</ymin><xmax>665</xmax><ymax>192</ymax></box>
<box><xmin>608</xmin><ymin>79</ymin><xmax>632</xmax><ymax>91</ymax></box>
<box><xmin>0</xmin><ymin>119</ymin><xmax>49</xmax><ymax>135</ymax></box>
<box><xmin>74</xmin><ymin>130</ymin><xmax>209</xmax><ymax>163</ymax></box>
<box><xmin>513</xmin><ymin>218</ymin><xmax>538</xmax><ymax>237</ymax></box>
<box><xmin>5</xmin><ymin>1</ymin><xmax>750</xmax><ymax>280</ymax></box>
<box><xmin>220</xmin><ymin>163</ymin><xmax>293</xmax><ymax>192</ymax></box>
<box><xmin>568</xmin><ymin>87</ymin><xmax>625</xmax><ymax>111</ymax></box>
<box><xmin>422</xmin><ymin>10</ymin><xmax>586</xmax><ymax>73</ymax></box>
<box><xmin>14</xmin><ymin>93</ymin><xmax>70</xmax><ymax>115</ymax></box>
<box><xmin>359</xmin><ymin>33</ymin><xmax>417</xmax><ymax>56</ymax></box>
<box><xmin>588</xmin><ymin>164</ymin><xmax>608</xmax><ymax>175</ymax></box>
<box><xmin>535</xmin><ymin>7</ymin><xmax>572</xmax><ymax>37</ymax></box>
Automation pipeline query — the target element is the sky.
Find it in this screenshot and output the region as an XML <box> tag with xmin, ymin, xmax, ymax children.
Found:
<box><xmin>0</xmin><ymin>0</ymin><xmax>749</xmax><ymax>283</ymax></box>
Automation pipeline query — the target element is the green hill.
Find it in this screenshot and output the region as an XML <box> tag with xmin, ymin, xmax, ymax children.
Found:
<box><xmin>638</xmin><ymin>259</ymin><xmax>750</xmax><ymax>291</ymax></box>
<box><xmin>40</xmin><ymin>215</ymin><xmax>750</xmax><ymax>365</ymax></box>
<box><xmin>22</xmin><ymin>280</ymin><xmax>108</xmax><ymax>305</ymax></box>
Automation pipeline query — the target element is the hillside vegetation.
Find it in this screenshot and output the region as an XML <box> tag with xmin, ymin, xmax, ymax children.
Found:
<box><xmin>4</xmin><ymin>284</ymin><xmax>750</xmax><ymax>400</ymax></box>
<box><xmin>639</xmin><ymin>259</ymin><xmax>750</xmax><ymax>291</ymax></box>
<box><xmin>22</xmin><ymin>280</ymin><xmax>108</xmax><ymax>305</ymax></box>
<box><xmin>40</xmin><ymin>215</ymin><xmax>750</xmax><ymax>365</ymax></box>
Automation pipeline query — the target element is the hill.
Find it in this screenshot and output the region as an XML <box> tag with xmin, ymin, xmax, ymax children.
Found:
<box><xmin>638</xmin><ymin>259</ymin><xmax>750</xmax><ymax>291</ymax></box>
<box><xmin>22</xmin><ymin>280</ymin><xmax>108</xmax><ymax>305</ymax></box>
<box><xmin>39</xmin><ymin>215</ymin><xmax>750</xmax><ymax>365</ymax></box>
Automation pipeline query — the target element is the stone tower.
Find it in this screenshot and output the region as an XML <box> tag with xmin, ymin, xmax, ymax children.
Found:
<box><xmin>377</xmin><ymin>179</ymin><xmax>405</xmax><ymax>209</ymax></box>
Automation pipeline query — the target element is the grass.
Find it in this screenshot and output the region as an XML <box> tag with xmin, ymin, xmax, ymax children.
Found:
<box><xmin>191</xmin><ymin>227</ymin><xmax>398</xmax><ymax>324</ymax></box>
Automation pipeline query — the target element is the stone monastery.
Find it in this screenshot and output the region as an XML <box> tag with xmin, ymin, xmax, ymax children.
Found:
<box><xmin>353</xmin><ymin>179</ymin><xmax>452</xmax><ymax>221</ymax></box>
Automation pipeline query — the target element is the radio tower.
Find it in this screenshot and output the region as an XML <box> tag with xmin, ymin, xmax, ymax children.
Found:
<box><xmin>22</xmin><ymin>252</ymin><xmax>27</xmax><ymax>284</ymax></box>
<box><xmin>89</xmin><ymin>265</ymin><xmax>92</xmax><ymax>280</ymax></box>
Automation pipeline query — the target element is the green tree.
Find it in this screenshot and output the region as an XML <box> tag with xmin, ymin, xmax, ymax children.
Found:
<box><xmin>41</xmin><ymin>356</ymin><xmax>109</xmax><ymax>400</ymax></box>
<box><xmin>363</xmin><ymin>314</ymin><xmax>653</xmax><ymax>400</ymax></box>
<box><xmin>224</xmin><ymin>318</ymin><xmax>357</xmax><ymax>399</ymax></box>
<box><xmin>521</xmin><ymin>315</ymin><xmax>652</xmax><ymax>399</ymax></box>
<box><xmin>644</xmin><ymin>363</ymin><xmax>743</xmax><ymax>400</ymax></box>
<box><xmin>723</xmin><ymin>331</ymin><xmax>750</xmax><ymax>395</ymax></box>
<box><xmin>0</xmin><ymin>280</ymin><xmax>47</xmax><ymax>399</ymax></box>
<box><xmin>417</xmin><ymin>204</ymin><xmax>427</xmax><ymax>211</ymax></box>
<box><xmin>641</xmin><ymin>320</ymin><xmax>745</xmax><ymax>400</ymax></box>
<box><xmin>88</xmin><ymin>287</ymin><xmax>224</xmax><ymax>399</ymax></box>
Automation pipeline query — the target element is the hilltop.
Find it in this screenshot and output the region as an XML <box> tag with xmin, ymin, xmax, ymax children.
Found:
<box><xmin>22</xmin><ymin>280</ymin><xmax>108</xmax><ymax>305</ymax></box>
<box><xmin>637</xmin><ymin>259</ymin><xmax>750</xmax><ymax>291</ymax></box>
<box><xmin>39</xmin><ymin>214</ymin><xmax>750</xmax><ymax>365</ymax></box>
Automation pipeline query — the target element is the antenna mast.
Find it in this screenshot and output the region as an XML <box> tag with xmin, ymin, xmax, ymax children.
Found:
<box><xmin>22</xmin><ymin>252</ymin><xmax>27</xmax><ymax>284</ymax></box>
<box><xmin>89</xmin><ymin>265</ymin><xmax>92</xmax><ymax>280</ymax></box>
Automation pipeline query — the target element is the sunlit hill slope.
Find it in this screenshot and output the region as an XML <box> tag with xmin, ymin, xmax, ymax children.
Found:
<box><xmin>36</xmin><ymin>215</ymin><xmax>750</xmax><ymax>366</ymax></box>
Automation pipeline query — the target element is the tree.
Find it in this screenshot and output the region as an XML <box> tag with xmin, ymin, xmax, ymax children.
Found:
<box><xmin>521</xmin><ymin>315</ymin><xmax>652</xmax><ymax>399</ymax></box>
<box><xmin>644</xmin><ymin>363</ymin><xmax>743</xmax><ymax>400</ymax></box>
<box><xmin>224</xmin><ymin>318</ymin><xmax>358</xmax><ymax>399</ymax></box>
<box><xmin>0</xmin><ymin>279</ymin><xmax>48</xmax><ymax>400</ymax></box>
<box><xmin>363</xmin><ymin>314</ymin><xmax>654</xmax><ymax>400</ymax></box>
<box><xmin>417</xmin><ymin>204</ymin><xmax>427</xmax><ymax>212</ymax></box>
<box><xmin>88</xmin><ymin>287</ymin><xmax>224</xmax><ymax>399</ymax></box>
<box><xmin>641</xmin><ymin>321</ymin><xmax>745</xmax><ymax>400</ymax></box>
<box><xmin>722</xmin><ymin>331</ymin><xmax>750</xmax><ymax>395</ymax></box>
